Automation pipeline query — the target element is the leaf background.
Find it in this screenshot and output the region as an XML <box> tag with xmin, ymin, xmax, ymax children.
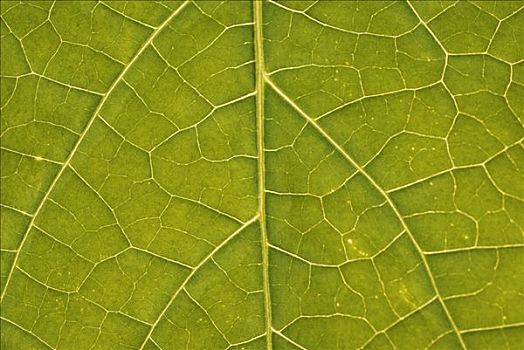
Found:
<box><xmin>1</xmin><ymin>1</ymin><xmax>523</xmax><ymax>349</ymax></box>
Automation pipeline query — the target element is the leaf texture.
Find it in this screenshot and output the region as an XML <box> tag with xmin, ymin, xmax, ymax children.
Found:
<box><xmin>1</xmin><ymin>1</ymin><xmax>524</xmax><ymax>349</ymax></box>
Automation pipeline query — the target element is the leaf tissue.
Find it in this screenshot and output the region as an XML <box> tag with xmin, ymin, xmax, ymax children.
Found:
<box><xmin>1</xmin><ymin>1</ymin><xmax>523</xmax><ymax>349</ymax></box>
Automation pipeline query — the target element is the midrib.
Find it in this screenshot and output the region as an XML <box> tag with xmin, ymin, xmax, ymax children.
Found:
<box><xmin>254</xmin><ymin>0</ymin><xmax>273</xmax><ymax>349</ymax></box>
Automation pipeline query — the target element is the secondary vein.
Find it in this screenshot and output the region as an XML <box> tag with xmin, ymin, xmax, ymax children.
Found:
<box><xmin>265</xmin><ymin>76</ymin><xmax>467</xmax><ymax>349</ymax></box>
<box><xmin>0</xmin><ymin>0</ymin><xmax>191</xmax><ymax>302</ymax></box>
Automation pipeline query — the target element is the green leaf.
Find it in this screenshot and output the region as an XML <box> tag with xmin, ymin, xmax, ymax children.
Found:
<box><xmin>1</xmin><ymin>1</ymin><xmax>523</xmax><ymax>349</ymax></box>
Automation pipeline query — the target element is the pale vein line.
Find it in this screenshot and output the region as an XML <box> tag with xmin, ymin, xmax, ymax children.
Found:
<box><xmin>268</xmin><ymin>0</ymin><xmax>406</xmax><ymax>39</ymax></box>
<box><xmin>1</xmin><ymin>146</ymin><xmax>63</xmax><ymax>165</ymax></box>
<box><xmin>0</xmin><ymin>0</ymin><xmax>191</xmax><ymax>302</ymax></box>
<box><xmin>360</xmin><ymin>296</ymin><xmax>439</xmax><ymax>348</ymax></box>
<box><xmin>425</xmin><ymin>244</ymin><xmax>524</xmax><ymax>256</ymax></box>
<box><xmin>254</xmin><ymin>1</ymin><xmax>273</xmax><ymax>350</ymax></box>
<box><xmin>269</xmin><ymin>243</ymin><xmax>340</xmax><ymax>268</ymax></box>
<box><xmin>226</xmin><ymin>333</ymin><xmax>267</xmax><ymax>349</ymax></box>
<box><xmin>265</xmin><ymin>76</ymin><xmax>467</xmax><ymax>349</ymax></box>
<box><xmin>99</xmin><ymin>1</ymin><xmax>156</xmax><ymax>30</ymax></box>
<box><xmin>137</xmin><ymin>214</ymin><xmax>259</xmax><ymax>349</ymax></box>
<box><xmin>0</xmin><ymin>316</ymin><xmax>53</xmax><ymax>349</ymax></box>
<box><xmin>461</xmin><ymin>322</ymin><xmax>524</xmax><ymax>334</ymax></box>
<box><xmin>387</xmin><ymin>136</ymin><xmax>524</xmax><ymax>193</ymax></box>
<box><xmin>271</xmin><ymin>328</ymin><xmax>308</xmax><ymax>350</ymax></box>
<box><xmin>0</xmin><ymin>203</ymin><xmax>32</xmax><ymax>218</ymax></box>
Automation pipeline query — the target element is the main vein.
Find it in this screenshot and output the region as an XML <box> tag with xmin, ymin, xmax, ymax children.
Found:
<box><xmin>0</xmin><ymin>0</ymin><xmax>190</xmax><ymax>302</ymax></box>
<box><xmin>254</xmin><ymin>1</ymin><xmax>273</xmax><ymax>349</ymax></box>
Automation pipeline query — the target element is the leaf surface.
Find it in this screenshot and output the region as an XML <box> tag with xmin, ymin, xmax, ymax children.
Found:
<box><xmin>1</xmin><ymin>1</ymin><xmax>524</xmax><ymax>349</ymax></box>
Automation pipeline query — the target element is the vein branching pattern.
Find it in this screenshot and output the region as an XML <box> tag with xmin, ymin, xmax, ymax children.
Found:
<box><xmin>1</xmin><ymin>1</ymin><xmax>523</xmax><ymax>349</ymax></box>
